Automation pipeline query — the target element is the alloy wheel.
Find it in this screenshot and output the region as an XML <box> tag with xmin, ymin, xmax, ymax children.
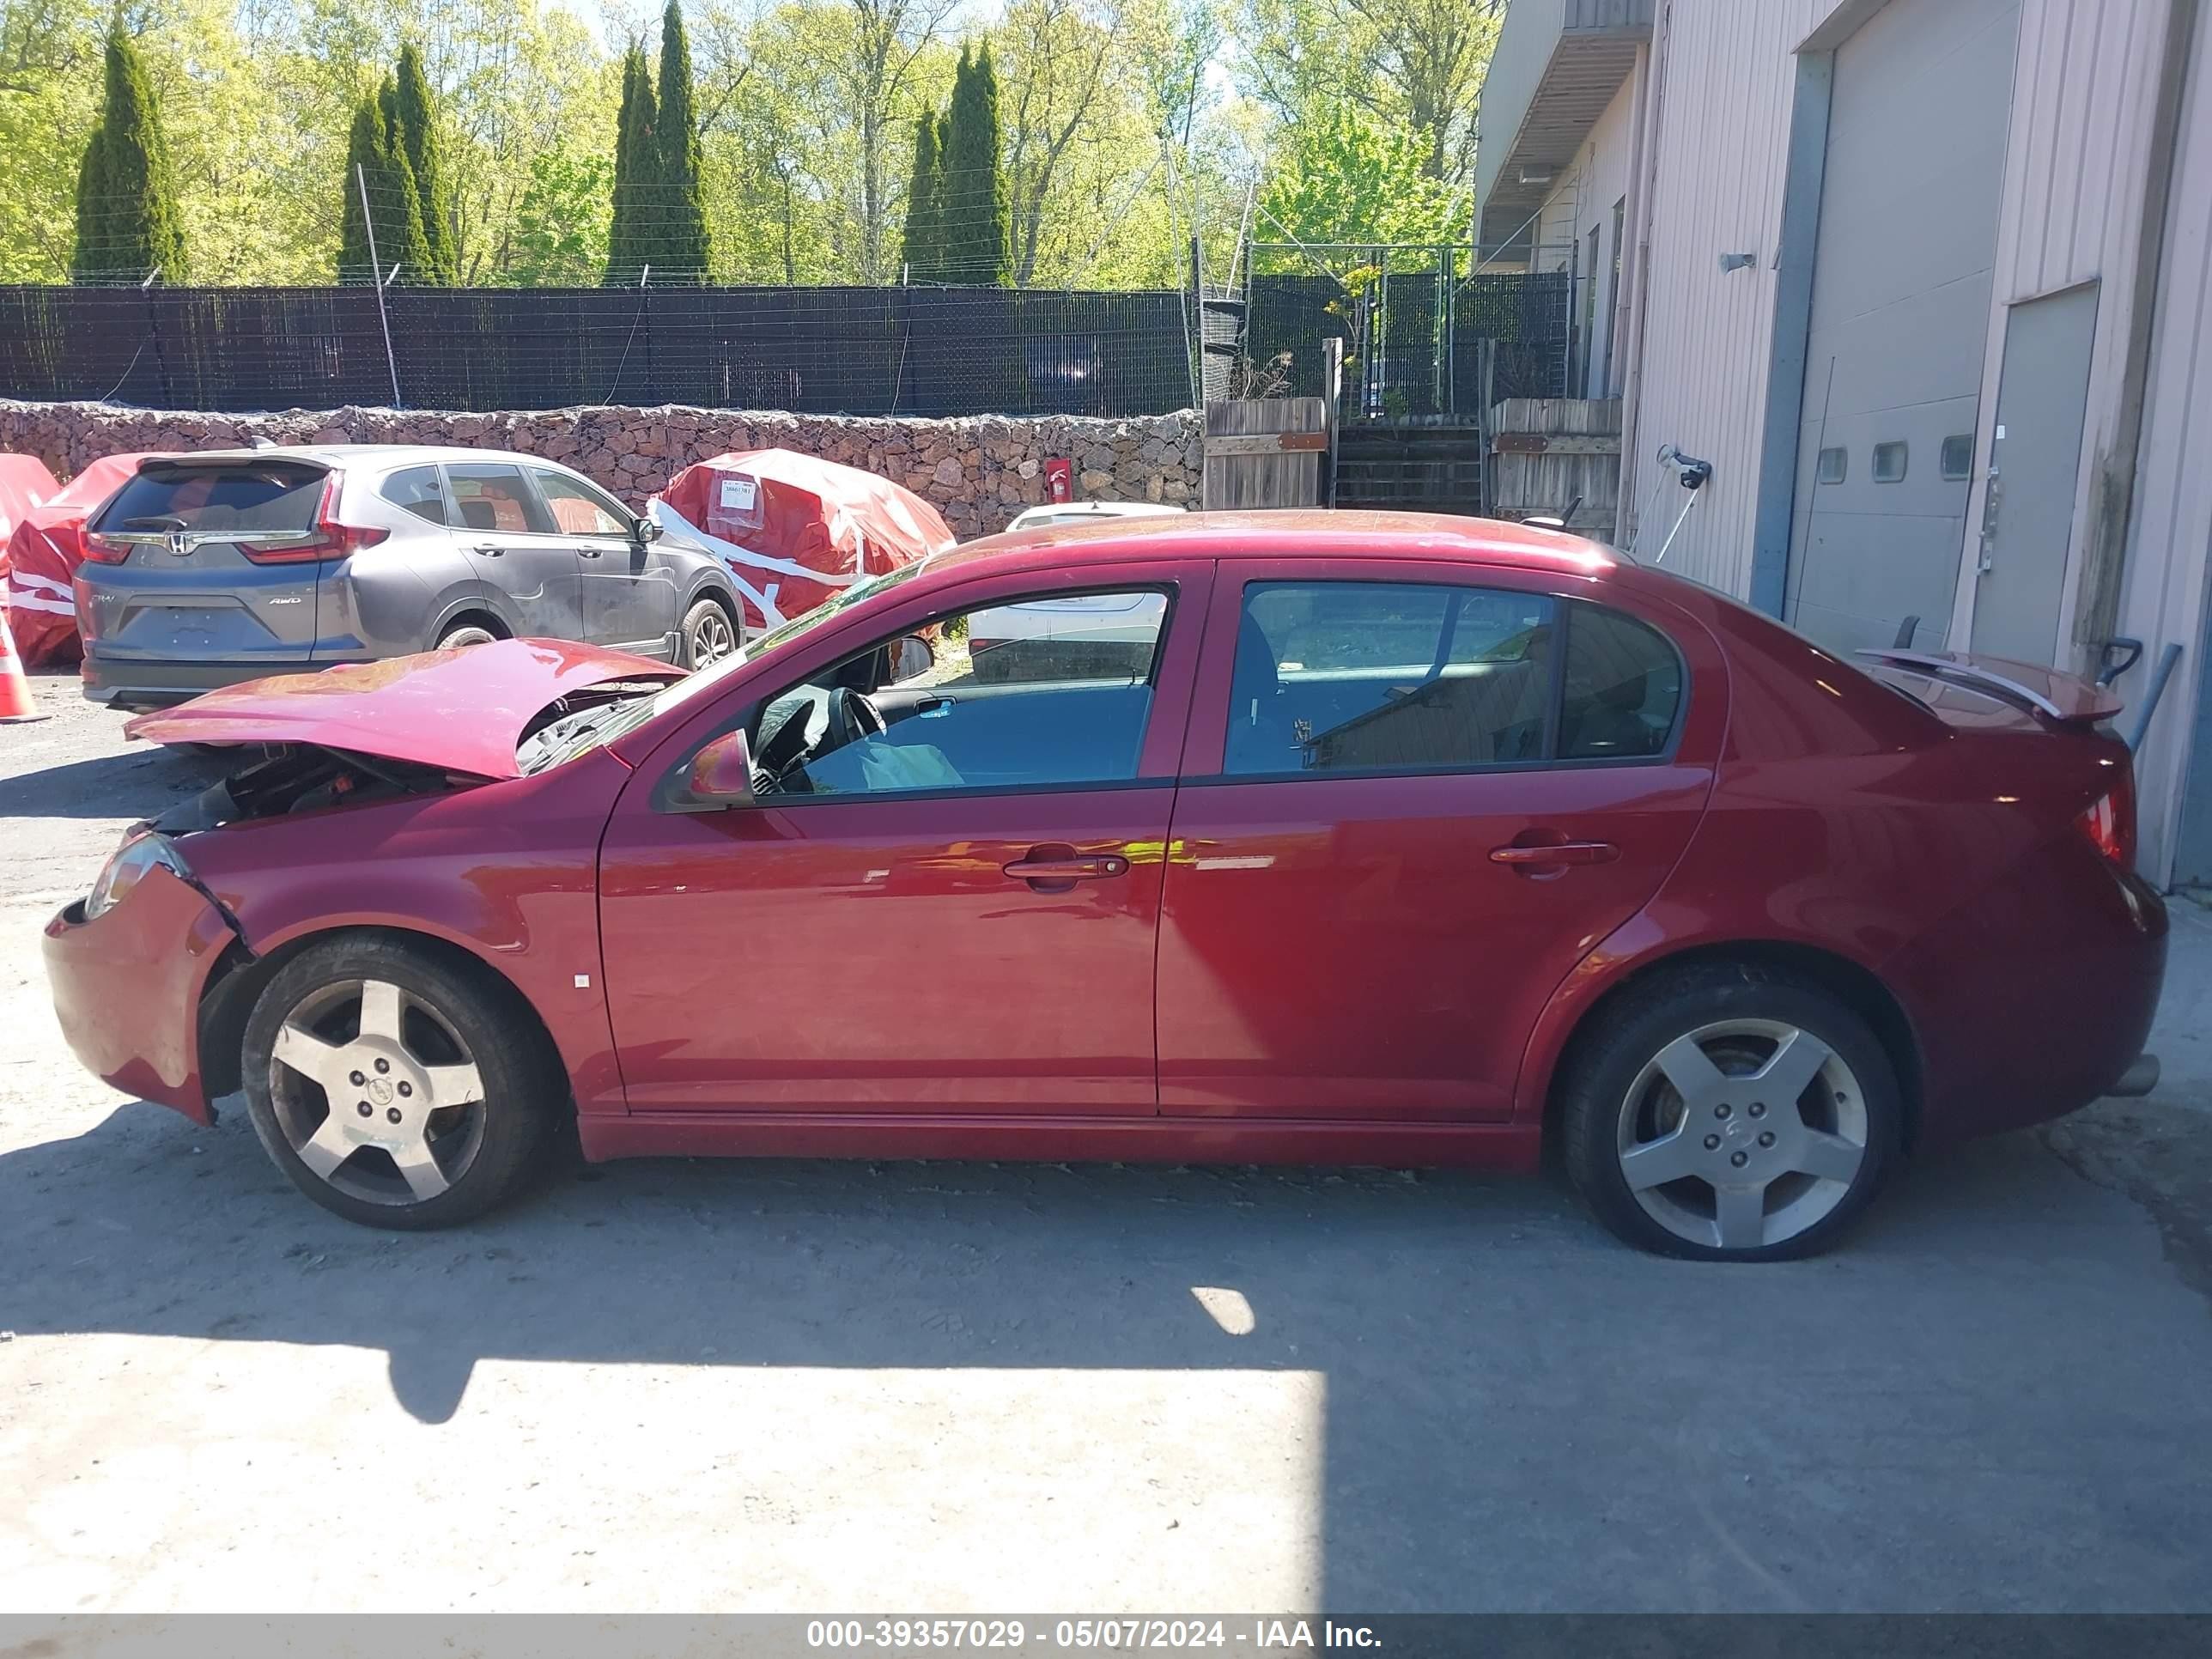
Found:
<box><xmin>265</xmin><ymin>977</ymin><xmax>489</xmax><ymax>1207</ymax></box>
<box><xmin>1613</xmin><ymin>1018</ymin><xmax>1869</xmax><ymax>1253</ymax></box>
<box><xmin>689</xmin><ymin>608</ymin><xmax>737</xmax><ymax>667</ymax></box>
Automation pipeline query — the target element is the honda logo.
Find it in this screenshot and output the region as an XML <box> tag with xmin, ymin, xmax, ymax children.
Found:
<box><xmin>163</xmin><ymin>532</ymin><xmax>191</xmax><ymax>557</ymax></box>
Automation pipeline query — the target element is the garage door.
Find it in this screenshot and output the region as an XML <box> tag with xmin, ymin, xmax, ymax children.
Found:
<box><xmin>1784</xmin><ymin>0</ymin><xmax>2021</xmax><ymax>654</ymax></box>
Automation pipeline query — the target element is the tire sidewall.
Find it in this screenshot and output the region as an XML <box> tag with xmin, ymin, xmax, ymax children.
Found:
<box><xmin>438</xmin><ymin>624</ymin><xmax>496</xmax><ymax>651</ymax></box>
<box><xmin>240</xmin><ymin>936</ymin><xmax>553</xmax><ymax>1230</ymax></box>
<box><xmin>682</xmin><ymin>599</ymin><xmax>734</xmax><ymax>670</ymax></box>
<box><xmin>1564</xmin><ymin>971</ymin><xmax>1903</xmax><ymax>1261</ymax></box>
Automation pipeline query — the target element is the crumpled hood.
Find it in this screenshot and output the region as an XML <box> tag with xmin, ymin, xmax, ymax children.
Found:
<box><xmin>125</xmin><ymin>639</ymin><xmax>685</xmax><ymax>778</ymax></box>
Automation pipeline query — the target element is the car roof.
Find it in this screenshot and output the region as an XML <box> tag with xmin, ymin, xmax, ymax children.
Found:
<box><xmin>136</xmin><ymin>444</ymin><xmax>576</xmax><ymax>474</ymax></box>
<box><xmin>947</xmin><ymin>508</ymin><xmax>1623</xmax><ymax>580</ymax></box>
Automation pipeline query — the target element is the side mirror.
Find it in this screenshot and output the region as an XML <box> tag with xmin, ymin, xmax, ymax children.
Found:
<box><xmin>887</xmin><ymin>634</ymin><xmax>934</xmax><ymax>684</ymax></box>
<box><xmin>674</xmin><ymin>728</ymin><xmax>756</xmax><ymax>811</ymax></box>
<box><xmin>633</xmin><ymin>514</ymin><xmax>664</xmax><ymax>545</ymax></box>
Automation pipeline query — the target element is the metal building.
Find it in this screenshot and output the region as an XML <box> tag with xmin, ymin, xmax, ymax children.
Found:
<box><xmin>1475</xmin><ymin>0</ymin><xmax>2212</xmax><ymax>890</ymax></box>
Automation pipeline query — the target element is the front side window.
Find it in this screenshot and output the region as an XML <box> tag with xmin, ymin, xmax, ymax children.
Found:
<box><xmin>1225</xmin><ymin>581</ymin><xmax>1556</xmax><ymax>775</ymax></box>
<box><xmin>744</xmin><ymin>587</ymin><xmax>1170</xmax><ymax>799</ymax></box>
<box><xmin>534</xmin><ymin>468</ymin><xmax>631</xmax><ymax>537</ymax></box>
<box><xmin>444</xmin><ymin>463</ymin><xmax>550</xmax><ymax>535</ymax></box>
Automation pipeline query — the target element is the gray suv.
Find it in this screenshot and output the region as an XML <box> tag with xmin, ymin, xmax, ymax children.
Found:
<box><xmin>77</xmin><ymin>445</ymin><xmax>742</xmax><ymax>709</ymax></box>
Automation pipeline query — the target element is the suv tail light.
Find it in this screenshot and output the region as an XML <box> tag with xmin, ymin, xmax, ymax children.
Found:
<box><xmin>2076</xmin><ymin>768</ymin><xmax>2138</xmax><ymax>872</ymax></box>
<box><xmin>80</xmin><ymin>531</ymin><xmax>133</xmax><ymax>565</ymax></box>
<box><xmin>240</xmin><ymin>474</ymin><xmax>388</xmax><ymax>565</ymax></box>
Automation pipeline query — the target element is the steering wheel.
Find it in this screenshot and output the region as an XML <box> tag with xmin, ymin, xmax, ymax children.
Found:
<box><xmin>828</xmin><ymin>686</ymin><xmax>886</xmax><ymax>748</ymax></box>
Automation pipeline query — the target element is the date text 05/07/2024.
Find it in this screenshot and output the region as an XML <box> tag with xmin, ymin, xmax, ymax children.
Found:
<box><xmin>805</xmin><ymin>1620</ymin><xmax>1385</xmax><ymax>1650</ymax></box>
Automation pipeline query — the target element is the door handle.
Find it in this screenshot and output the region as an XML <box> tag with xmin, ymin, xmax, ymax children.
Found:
<box><xmin>1489</xmin><ymin>840</ymin><xmax>1619</xmax><ymax>868</ymax></box>
<box><xmin>1002</xmin><ymin>846</ymin><xmax>1129</xmax><ymax>890</ymax></box>
<box><xmin>578</xmin><ymin>546</ymin><xmax>604</xmax><ymax>559</ymax></box>
<box><xmin>471</xmin><ymin>544</ymin><xmax>503</xmax><ymax>557</ymax></box>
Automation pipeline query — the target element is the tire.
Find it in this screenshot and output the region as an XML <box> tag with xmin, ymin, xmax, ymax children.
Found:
<box><xmin>436</xmin><ymin>621</ymin><xmax>498</xmax><ymax>650</ymax></box>
<box><xmin>680</xmin><ymin>599</ymin><xmax>738</xmax><ymax>669</ymax></box>
<box><xmin>240</xmin><ymin>934</ymin><xmax>565</xmax><ymax>1229</ymax></box>
<box><xmin>1558</xmin><ymin>962</ymin><xmax>1902</xmax><ymax>1261</ymax></box>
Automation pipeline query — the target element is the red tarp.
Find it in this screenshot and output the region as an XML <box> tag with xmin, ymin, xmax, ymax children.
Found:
<box><xmin>3</xmin><ymin>452</ymin><xmax>167</xmax><ymax>667</ymax></box>
<box><xmin>650</xmin><ymin>447</ymin><xmax>955</xmax><ymax>633</ymax></box>
<box><xmin>0</xmin><ymin>454</ymin><xmax>58</xmax><ymax>549</ymax></box>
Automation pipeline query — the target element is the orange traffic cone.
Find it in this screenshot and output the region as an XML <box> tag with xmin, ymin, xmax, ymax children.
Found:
<box><xmin>0</xmin><ymin>608</ymin><xmax>46</xmax><ymax>723</ymax></box>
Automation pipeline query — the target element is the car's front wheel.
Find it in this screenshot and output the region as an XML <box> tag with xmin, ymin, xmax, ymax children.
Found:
<box><xmin>681</xmin><ymin>599</ymin><xmax>738</xmax><ymax>669</ymax></box>
<box><xmin>240</xmin><ymin>935</ymin><xmax>562</xmax><ymax>1228</ymax></box>
<box><xmin>1559</xmin><ymin>963</ymin><xmax>1901</xmax><ymax>1261</ymax></box>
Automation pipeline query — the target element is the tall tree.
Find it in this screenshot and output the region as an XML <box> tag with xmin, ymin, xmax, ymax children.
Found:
<box><xmin>831</xmin><ymin>0</ymin><xmax>960</xmax><ymax>283</ymax></box>
<box><xmin>900</xmin><ymin>107</ymin><xmax>942</xmax><ymax>280</ymax></box>
<box><xmin>939</xmin><ymin>42</ymin><xmax>1009</xmax><ymax>285</ymax></box>
<box><xmin>70</xmin><ymin>24</ymin><xmax>185</xmax><ymax>283</ymax></box>
<box><xmin>392</xmin><ymin>43</ymin><xmax>456</xmax><ymax>283</ymax></box>
<box><xmin>336</xmin><ymin>81</ymin><xmax>430</xmax><ymax>284</ymax></box>
<box><xmin>654</xmin><ymin>0</ymin><xmax>712</xmax><ymax>280</ymax></box>
<box><xmin>606</xmin><ymin>45</ymin><xmax>658</xmax><ymax>283</ymax></box>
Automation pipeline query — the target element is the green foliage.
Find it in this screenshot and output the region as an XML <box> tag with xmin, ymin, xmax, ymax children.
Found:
<box><xmin>1258</xmin><ymin>104</ymin><xmax>1467</xmax><ymax>251</ymax></box>
<box><xmin>70</xmin><ymin>25</ymin><xmax>186</xmax><ymax>283</ymax></box>
<box><xmin>652</xmin><ymin>0</ymin><xmax>712</xmax><ymax>282</ymax></box>
<box><xmin>392</xmin><ymin>44</ymin><xmax>456</xmax><ymax>283</ymax></box>
<box><xmin>939</xmin><ymin>43</ymin><xmax>1010</xmax><ymax>287</ymax></box>
<box><xmin>507</xmin><ymin>148</ymin><xmax>612</xmax><ymax>285</ymax></box>
<box><xmin>900</xmin><ymin>111</ymin><xmax>943</xmax><ymax>282</ymax></box>
<box><xmin>336</xmin><ymin>78</ymin><xmax>431</xmax><ymax>283</ymax></box>
<box><xmin>605</xmin><ymin>46</ymin><xmax>657</xmax><ymax>284</ymax></box>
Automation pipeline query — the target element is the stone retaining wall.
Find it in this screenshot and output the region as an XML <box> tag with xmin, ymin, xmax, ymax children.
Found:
<box><xmin>0</xmin><ymin>401</ymin><xmax>1204</xmax><ymax>541</ymax></box>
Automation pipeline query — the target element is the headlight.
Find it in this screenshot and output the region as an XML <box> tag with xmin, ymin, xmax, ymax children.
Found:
<box><xmin>84</xmin><ymin>830</ymin><xmax>187</xmax><ymax>921</ymax></box>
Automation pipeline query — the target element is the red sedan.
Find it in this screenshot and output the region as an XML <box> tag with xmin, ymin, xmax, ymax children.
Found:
<box><xmin>44</xmin><ymin>512</ymin><xmax>2166</xmax><ymax>1260</ymax></box>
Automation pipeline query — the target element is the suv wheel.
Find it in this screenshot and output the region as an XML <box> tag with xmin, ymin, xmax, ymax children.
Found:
<box><xmin>682</xmin><ymin>599</ymin><xmax>738</xmax><ymax>669</ymax></box>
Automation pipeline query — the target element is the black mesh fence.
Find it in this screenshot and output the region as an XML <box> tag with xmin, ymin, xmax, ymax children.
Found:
<box><xmin>0</xmin><ymin>285</ymin><xmax>1198</xmax><ymax>416</ymax></box>
<box><xmin>1245</xmin><ymin>269</ymin><xmax>1571</xmax><ymax>417</ymax></box>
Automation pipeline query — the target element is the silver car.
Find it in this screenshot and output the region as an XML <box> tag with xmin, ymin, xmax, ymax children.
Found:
<box><xmin>76</xmin><ymin>445</ymin><xmax>742</xmax><ymax>709</ymax></box>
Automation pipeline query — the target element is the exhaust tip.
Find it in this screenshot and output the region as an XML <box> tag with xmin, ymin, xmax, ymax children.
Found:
<box><xmin>2106</xmin><ymin>1054</ymin><xmax>2160</xmax><ymax>1098</ymax></box>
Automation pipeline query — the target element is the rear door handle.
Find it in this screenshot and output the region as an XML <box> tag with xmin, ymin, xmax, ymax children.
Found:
<box><xmin>1003</xmin><ymin>846</ymin><xmax>1129</xmax><ymax>890</ymax></box>
<box><xmin>1489</xmin><ymin>841</ymin><xmax>1620</xmax><ymax>867</ymax></box>
<box><xmin>471</xmin><ymin>544</ymin><xmax>503</xmax><ymax>557</ymax></box>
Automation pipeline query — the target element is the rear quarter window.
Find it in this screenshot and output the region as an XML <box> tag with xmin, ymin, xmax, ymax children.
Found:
<box><xmin>1559</xmin><ymin>604</ymin><xmax>1684</xmax><ymax>760</ymax></box>
<box><xmin>100</xmin><ymin>467</ymin><xmax>325</xmax><ymax>535</ymax></box>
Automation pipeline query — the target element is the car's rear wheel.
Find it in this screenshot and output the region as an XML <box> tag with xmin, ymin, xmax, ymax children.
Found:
<box><xmin>240</xmin><ymin>936</ymin><xmax>562</xmax><ymax>1229</ymax></box>
<box><xmin>681</xmin><ymin>599</ymin><xmax>738</xmax><ymax>669</ymax></box>
<box><xmin>436</xmin><ymin>621</ymin><xmax>498</xmax><ymax>650</ymax></box>
<box><xmin>1559</xmin><ymin>964</ymin><xmax>1901</xmax><ymax>1261</ymax></box>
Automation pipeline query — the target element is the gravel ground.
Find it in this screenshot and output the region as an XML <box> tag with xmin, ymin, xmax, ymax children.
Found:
<box><xmin>3</xmin><ymin>665</ymin><xmax>2211</xmax><ymax>1614</ymax></box>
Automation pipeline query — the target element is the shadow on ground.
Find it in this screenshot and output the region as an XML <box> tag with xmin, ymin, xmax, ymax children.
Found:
<box><xmin>6</xmin><ymin>1103</ymin><xmax>2211</xmax><ymax>1610</ymax></box>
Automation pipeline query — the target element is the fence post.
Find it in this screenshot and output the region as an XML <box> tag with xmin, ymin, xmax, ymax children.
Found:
<box><xmin>140</xmin><ymin>269</ymin><xmax>174</xmax><ymax>409</ymax></box>
<box><xmin>639</xmin><ymin>264</ymin><xmax>655</xmax><ymax>405</ymax></box>
<box><xmin>357</xmin><ymin>164</ymin><xmax>404</xmax><ymax>408</ymax></box>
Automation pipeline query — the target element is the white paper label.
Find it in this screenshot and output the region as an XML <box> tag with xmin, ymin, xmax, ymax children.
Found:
<box><xmin>719</xmin><ymin>477</ymin><xmax>758</xmax><ymax>512</ymax></box>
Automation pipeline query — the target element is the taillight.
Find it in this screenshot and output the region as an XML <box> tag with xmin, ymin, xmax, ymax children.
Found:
<box><xmin>80</xmin><ymin>531</ymin><xmax>132</xmax><ymax>565</ymax></box>
<box><xmin>240</xmin><ymin>474</ymin><xmax>388</xmax><ymax>564</ymax></box>
<box><xmin>2077</xmin><ymin>774</ymin><xmax>2137</xmax><ymax>871</ymax></box>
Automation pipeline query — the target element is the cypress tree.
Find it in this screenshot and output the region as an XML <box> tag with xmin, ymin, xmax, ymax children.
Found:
<box><xmin>392</xmin><ymin>44</ymin><xmax>456</xmax><ymax>284</ymax></box>
<box><xmin>336</xmin><ymin>82</ymin><xmax>429</xmax><ymax>284</ymax></box>
<box><xmin>654</xmin><ymin>0</ymin><xmax>711</xmax><ymax>282</ymax></box>
<box><xmin>70</xmin><ymin>26</ymin><xmax>185</xmax><ymax>284</ymax></box>
<box><xmin>606</xmin><ymin>47</ymin><xmax>658</xmax><ymax>284</ymax></box>
<box><xmin>901</xmin><ymin>111</ymin><xmax>942</xmax><ymax>282</ymax></box>
<box><xmin>941</xmin><ymin>44</ymin><xmax>1010</xmax><ymax>287</ymax></box>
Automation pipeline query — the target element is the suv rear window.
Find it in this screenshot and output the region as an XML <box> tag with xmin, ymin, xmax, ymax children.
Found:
<box><xmin>99</xmin><ymin>465</ymin><xmax>326</xmax><ymax>536</ymax></box>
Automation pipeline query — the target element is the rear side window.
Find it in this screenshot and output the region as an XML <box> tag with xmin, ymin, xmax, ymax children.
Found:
<box><xmin>445</xmin><ymin>463</ymin><xmax>550</xmax><ymax>535</ymax></box>
<box><xmin>380</xmin><ymin>465</ymin><xmax>447</xmax><ymax>525</ymax></box>
<box><xmin>99</xmin><ymin>466</ymin><xmax>325</xmax><ymax>536</ymax></box>
<box><xmin>1225</xmin><ymin>581</ymin><xmax>1556</xmax><ymax>775</ymax></box>
<box><xmin>1559</xmin><ymin>604</ymin><xmax>1683</xmax><ymax>760</ymax></box>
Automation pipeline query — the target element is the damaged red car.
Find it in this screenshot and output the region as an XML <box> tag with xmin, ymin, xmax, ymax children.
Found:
<box><xmin>45</xmin><ymin>513</ymin><xmax>2167</xmax><ymax>1260</ymax></box>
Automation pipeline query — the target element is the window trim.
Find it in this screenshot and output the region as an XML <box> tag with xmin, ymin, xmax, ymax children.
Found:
<box><xmin>653</xmin><ymin>580</ymin><xmax>1182</xmax><ymax>811</ymax></box>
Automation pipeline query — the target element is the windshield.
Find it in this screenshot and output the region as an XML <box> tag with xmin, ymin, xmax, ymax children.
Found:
<box><xmin>524</xmin><ymin>558</ymin><xmax>935</xmax><ymax>773</ymax></box>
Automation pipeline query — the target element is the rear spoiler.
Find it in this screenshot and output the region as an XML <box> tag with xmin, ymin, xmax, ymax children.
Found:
<box><xmin>1855</xmin><ymin>648</ymin><xmax>2124</xmax><ymax>727</ymax></box>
